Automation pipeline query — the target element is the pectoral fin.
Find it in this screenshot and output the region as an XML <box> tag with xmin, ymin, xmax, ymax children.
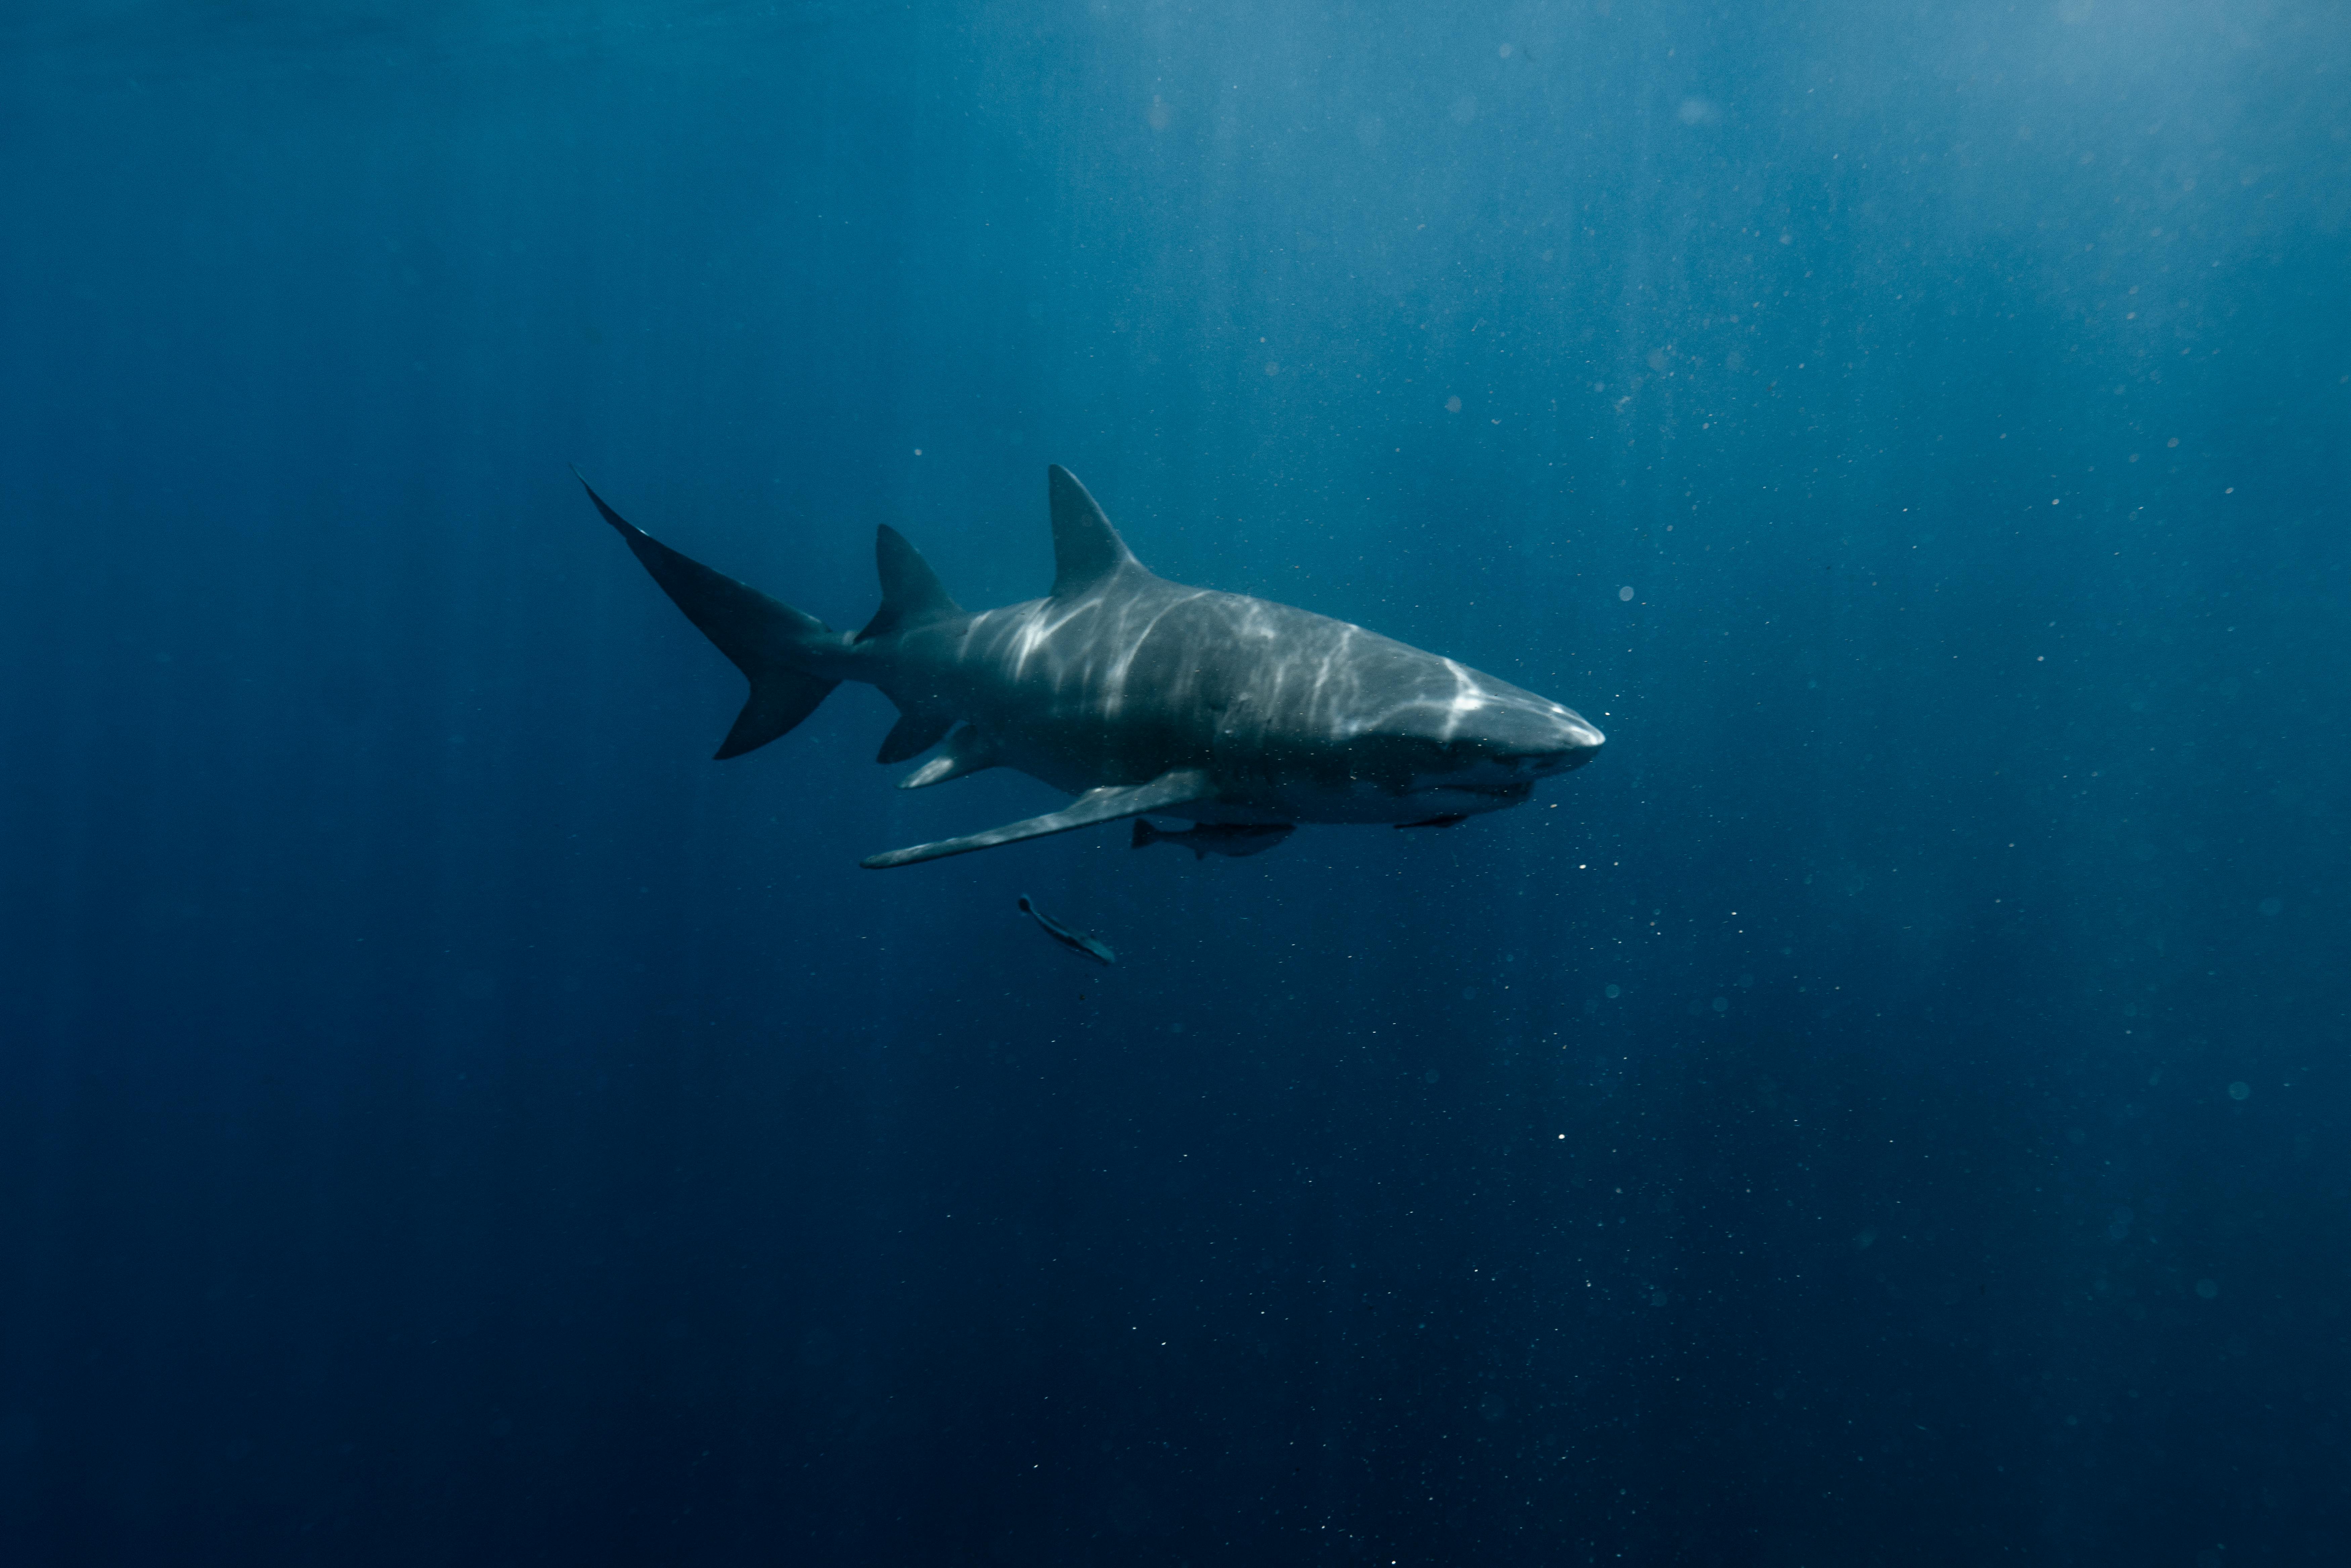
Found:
<box><xmin>861</xmin><ymin>769</ymin><xmax>1213</xmax><ymax>870</ymax></box>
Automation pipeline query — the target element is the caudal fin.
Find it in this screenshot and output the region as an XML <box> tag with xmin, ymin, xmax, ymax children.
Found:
<box><xmin>580</xmin><ymin>475</ymin><xmax>843</xmax><ymax>759</ymax></box>
<box><xmin>1130</xmin><ymin>819</ymin><xmax>1161</xmax><ymax>850</ymax></box>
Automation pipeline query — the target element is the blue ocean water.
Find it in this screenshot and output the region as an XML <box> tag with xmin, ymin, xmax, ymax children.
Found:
<box><xmin>2</xmin><ymin>1</ymin><xmax>2346</xmax><ymax>1561</ymax></box>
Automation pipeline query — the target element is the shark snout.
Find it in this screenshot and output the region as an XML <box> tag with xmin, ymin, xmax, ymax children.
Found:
<box><xmin>1490</xmin><ymin>707</ymin><xmax>1605</xmax><ymax>774</ymax></box>
<box><xmin>1548</xmin><ymin>713</ymin><xmax>1606</xmax><ymax>767</ymax></box>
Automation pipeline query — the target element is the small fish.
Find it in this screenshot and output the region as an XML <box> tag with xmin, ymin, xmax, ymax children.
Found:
<box><xmin>1130</xmin><ymin>819</ymin><xmax>1296</xmax><ymax>860</ymax></box>
<box><xmin>1018</xmin><ymin>895</ymin><xmax>1116</xmax><ymax>965</ymax></box>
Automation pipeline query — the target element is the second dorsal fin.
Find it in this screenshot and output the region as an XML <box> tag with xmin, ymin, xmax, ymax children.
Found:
<box><xmin>856</xmin><ymin>525</ymin><xmax>962</xmax><ymax>643</ymax></box>
<box><xmin>1047</xmin><ymin>465</ymin><xmax>1143</xmax><ymax>598</ymax></box>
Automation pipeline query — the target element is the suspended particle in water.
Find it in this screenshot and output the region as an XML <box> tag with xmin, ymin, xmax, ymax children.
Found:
<box><xmin>1618</xmin><ymin>586</ymin><xmax>1635</xmax><ymax>601</ymax></box>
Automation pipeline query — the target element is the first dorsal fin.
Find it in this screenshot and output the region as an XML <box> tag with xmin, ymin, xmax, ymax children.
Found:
<box><xmin>856</xmin><ymin>525</ymin><xmax>962</xmax><ymax>643</ymax></box>
<box><xmin>1048</xmin><ymin>465</ymin><xmax>1143</xmax><ymax>598</ymax></box>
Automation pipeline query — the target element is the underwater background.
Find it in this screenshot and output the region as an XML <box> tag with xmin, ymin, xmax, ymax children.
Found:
<box><xmin>3</xmin><ymin>1</ymin><xmax>2347</xmax><ymax>1562</ymax></box>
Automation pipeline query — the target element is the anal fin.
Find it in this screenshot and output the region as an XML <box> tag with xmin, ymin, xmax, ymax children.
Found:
<box><xmin>863</xmin><ymin>769</ymin><xmax>1213</xmax><ymax>869</ymax></box>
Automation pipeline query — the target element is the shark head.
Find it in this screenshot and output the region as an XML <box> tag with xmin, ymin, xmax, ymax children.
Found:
<box><xmin>1335</xmin><ymin>666</ymin><xmax>1605</xmax><ymax>811</ymax></box>
<box><xmin>1447</xmin><ymin>691</ymin><xmax>1607</xmax><ymax>780</ymax></box>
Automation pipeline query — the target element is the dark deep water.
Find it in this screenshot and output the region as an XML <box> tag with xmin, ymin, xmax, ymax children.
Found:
<box><xmin>3</xmin><ymin>2</ymin><xmax>2348</xmax><ymax>1562</ymax></box>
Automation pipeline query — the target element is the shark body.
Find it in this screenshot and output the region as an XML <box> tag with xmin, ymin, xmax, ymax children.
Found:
<box><xmin>585</xmin><ymin>465</ymin><xmax>1603</xmax><ymax>868</ymax></box>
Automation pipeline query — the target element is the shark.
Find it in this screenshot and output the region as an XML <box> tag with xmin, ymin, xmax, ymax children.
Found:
<box><xmin>582</xmin><ymin>465</ymin><xmax>1603</xmax><ymax>869</ymax></box>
